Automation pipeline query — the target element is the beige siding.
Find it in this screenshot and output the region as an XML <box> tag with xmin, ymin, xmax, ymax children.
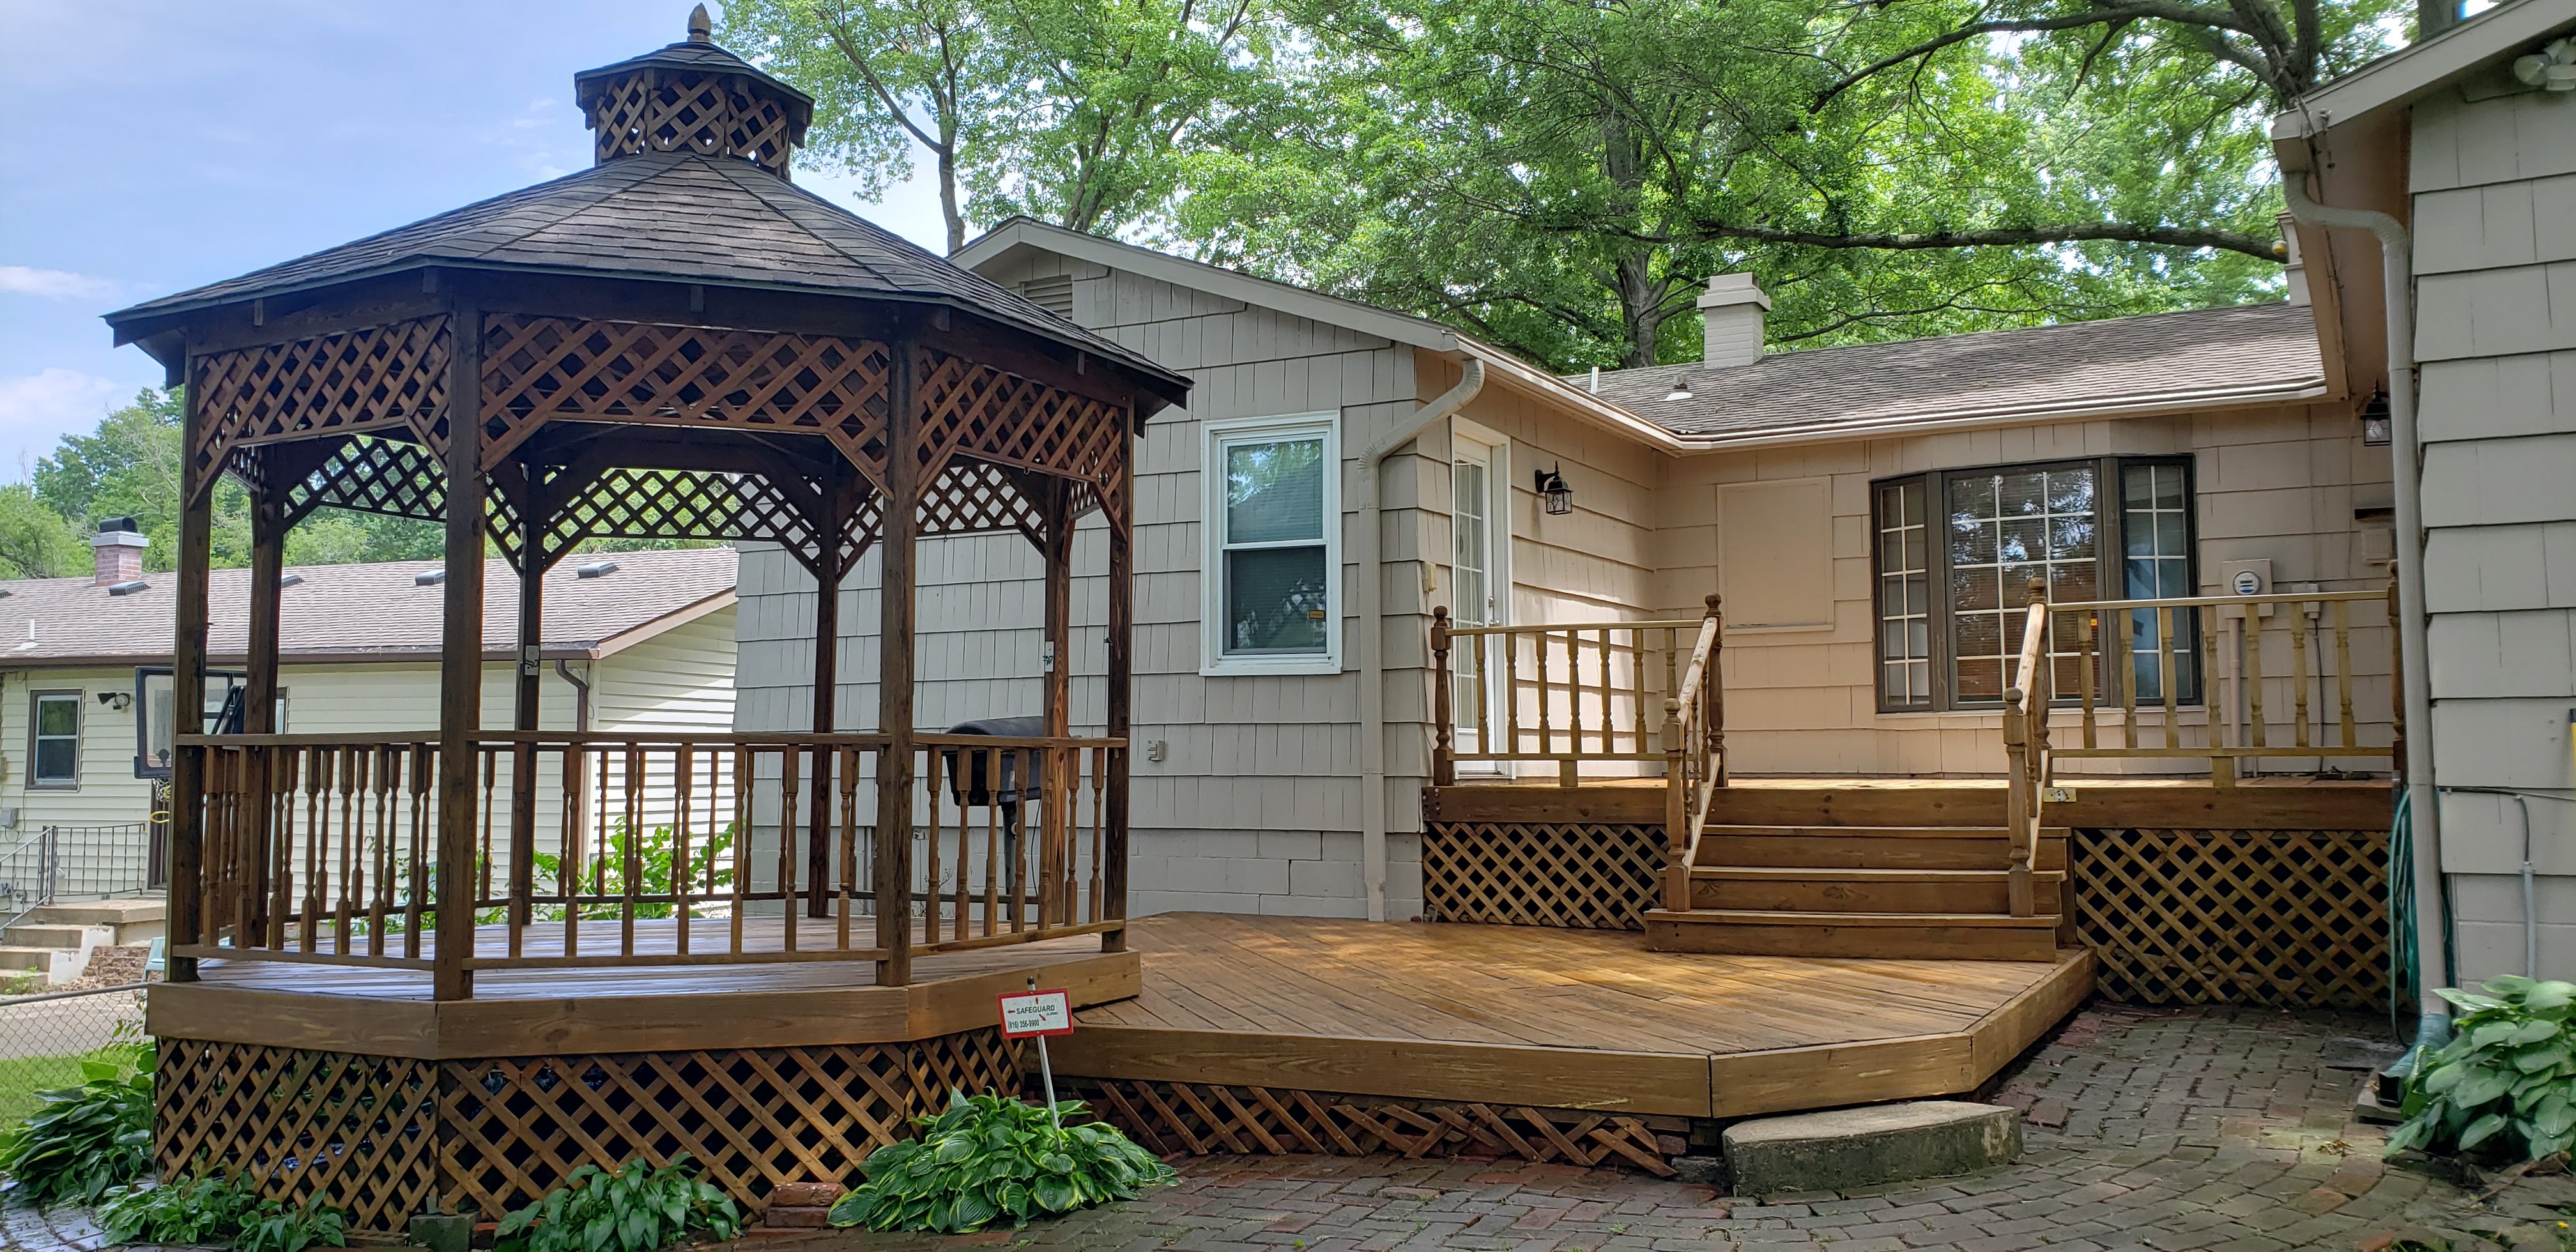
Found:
<box><xmin>1649</xmin><ymin>404</ymin><xmax>2395</xmax><ymax>777</ymax></box>
<box><xmin>2411</xmin><ymin>88</ymin><xmax>2576</xmax><ymax>984</ymax></box>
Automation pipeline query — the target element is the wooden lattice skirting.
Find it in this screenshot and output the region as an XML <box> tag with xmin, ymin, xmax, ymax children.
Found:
<box><xmin>155</xmin><ymin>1030</ymin><xmax>1022</xmax><ymax>1232</ymax></box>
<box><xmin>1067</xmin><ymin>1076</ymin><xmax>1684</xmax><ymax>1176</ymax></box>
<box><xmin>1422</xmin><ymin>820</ymin><xmax>1660</xmax><ymax>931</ymax></box>
<box><xmin>2071</xmin><ymin>828</ymin><xmax>2389</xmax><ymax>1010</ymax></box>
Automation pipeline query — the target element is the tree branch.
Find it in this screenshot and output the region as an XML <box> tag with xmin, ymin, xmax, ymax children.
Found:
<box><xmin>1678</xmin><ymin>217</ymin><xmax>2281</xmax><ymax>261</ymax></box>
<box><xmin>1813</xmin><ymin>1</ymin><xmax>2269</xmax><ymax>111</ymax></box>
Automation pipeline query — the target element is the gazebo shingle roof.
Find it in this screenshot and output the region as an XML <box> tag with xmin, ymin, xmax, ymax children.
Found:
<box><xmin>105</xmin><ymin>151</ymin><xmax>1182</xmax><ymax>401</ymax></box>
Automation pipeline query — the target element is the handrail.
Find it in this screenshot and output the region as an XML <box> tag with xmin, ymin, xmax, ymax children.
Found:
<box><xmin>1658</xmin><ymin>597</ymin><xmax>1726</xmax><ymax>912</ymax></box>
<box><xmin>1444</xmin><ymin>617</ymin><xmax>1710</xmax><ymax>637</ymax></box>
<box><xmin>2049</xmin><ymin>588</ymin><xmax>2386</xmax><ymax>611</ymax></box>
<box><xmin>1430</xmin><ymin>605</ymin><xmax>1721</xmax><ymax>783</ymax></box>
<box><xmin>1998</xmin><ymin>579</ymin><xmax>2050</xmax><ymax>917</ymax></box>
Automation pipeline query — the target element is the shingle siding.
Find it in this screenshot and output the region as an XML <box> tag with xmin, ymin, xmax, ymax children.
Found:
<box><xmin>2411</xmin><ymin>88</ymin><xmax>2576</xmax><ymax>987</ymax></box>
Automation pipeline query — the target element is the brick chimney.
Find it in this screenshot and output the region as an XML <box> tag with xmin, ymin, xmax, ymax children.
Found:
<box><xmin>1698</xmin><ymin>273</ymin><xmax>1771</xmax><ymax>367</ymax></box>
<box><xmin>92</xmin><ymin>517</ymin><xmax>147</xmax><ymax>584</ymax></box>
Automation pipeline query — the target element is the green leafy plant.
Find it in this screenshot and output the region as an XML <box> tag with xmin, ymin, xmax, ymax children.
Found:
<box><xmin>494</xmin><ymin>1154</ymin><xmax>741</xmax><ymax>1252</ymax></box>
<box><xmin>0</xmin><ymin>1041</ymin><xmax>154</xmax><ymax>1206</ymax></box>
<box><xmin>2389</xmin><ymin>975</ymin><xmax>2576</xmax><ymax>1161</ymax></box>
<box><xmin>100</xmin><ymin>1171</ymin><xmax>349</xmax><ymax>1252</ymax></box>
<box><xmin>829</xmin><ymin>1090</ymin><xmax>1175</xmax><ymax>1233</ymax></box>
<box><xmin>524</xmin><ymin>821</ymin><xmax>737</xmax><ymax>922</ymax></box>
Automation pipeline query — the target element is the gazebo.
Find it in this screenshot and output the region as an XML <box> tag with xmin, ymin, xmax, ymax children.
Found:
<box><xmin>105</xmin><ymin>8</ymin><xmax>1185</xmax><ymax>1233</ymax></box>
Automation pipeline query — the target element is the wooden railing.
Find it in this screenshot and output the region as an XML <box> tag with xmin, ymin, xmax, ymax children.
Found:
<box><xmin>1430</xmin><ymin>596</ymin><xmax>1727</xmax><ymax>788</ymax></box>
<box><xmin>1999</xmin><ymin>582</ymin><xmax>2051</xmax><ymax>917</ymax></box>
<box><xmin>178</xmin><ymin>730</ymin><xmax>1123</xmax><ymax>978</ymax></box>
<box><xmin>2048</xmin><ymin>584</ymin><xmax>2397</xmax><ymax>785</ymax></box>
<box><xmin>1658</xmin><ymin>605</ymin><xmax>1727</xmax><ymax>913</ymax></box>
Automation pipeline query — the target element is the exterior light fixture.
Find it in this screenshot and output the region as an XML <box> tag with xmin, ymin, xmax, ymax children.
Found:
<box><xmin>2360</xmin><ymin>390</ymin><xmax>2392</xmax><ymax>447</ymax></box>
<box><xmin>1535</xmin><ymin>464</ymin><xmax>1574</xmax><ymax>515</ymax></box>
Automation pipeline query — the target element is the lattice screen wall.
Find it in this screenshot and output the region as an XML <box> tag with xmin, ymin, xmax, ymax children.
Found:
<box><xmin>2071</xmin><ymin>828</ymin><xmax>2390</xmax><ymax>1009</ymax></box>
<box><xmin>1422</xmin><ymin>820</ymin><xmax>1662</xmax><ymax>931</ymax></box>
<box><xmin>1068</xmin><ymin>1077</ymin><xmax>1685</xmax><ymax>1175</ymax></box>
<box><xmin>157</xmin><ymin>1030</ymin><xmax>1022</xmax><ymax>1231</ymax></box>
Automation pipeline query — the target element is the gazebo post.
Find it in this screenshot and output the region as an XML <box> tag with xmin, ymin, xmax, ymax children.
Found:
<box><xmin>806</xmin><ymin>471</ymin><xmax>845</xmax><ymax>920</ymax></box>
<box><xmin>509</xmin><ymin>501</ymin><xmax>545</xmax><ymax>943</ymax></box>
<box><xmin>872</xmin><ymin>342</ymin><xmax>920</xmax><ymax>985</ymax></box>
<box><xmin>1041</xmin><ymin>483</ymin><xmax>1073</xmax><ymax>922</ymax></box>
<box><xmin>434</xmin><ymin>297</ymin><xmax>484</xmax><ymax>1001</ymax></box>
<box><xmin>167</xmin><ymin>358</ymin><xmax>212</xmax><ymax>984</ymax></box>
<box><xmin>1102</xmin><ymin>450</ymin><xmax>1133</xmax><ymax>952</ymax></box>
<box><xmin>242</xmin><ymin>492</ymin><xmax>286</xmax><ymax>946</ymax></box>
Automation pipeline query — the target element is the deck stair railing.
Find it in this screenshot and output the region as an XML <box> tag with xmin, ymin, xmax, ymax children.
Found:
<box><xmin>1430</xmin><ymin>596</ymin><xmax>1726</xmax><ymax>788</ymax></box>
<box><xmin>179</xmin><ymin>730</ymin><xmax>1121</xmax><ymax>977</ymax></box>
<box><xmin>1430</xmin><ymin>597</ymin><xmax>1727</xmax><ymax>914</ymax></box>
<box><xmin>2000</xmin><ymin>581</ymin><xmax>2053</xmax><ymax>917</ymax></box>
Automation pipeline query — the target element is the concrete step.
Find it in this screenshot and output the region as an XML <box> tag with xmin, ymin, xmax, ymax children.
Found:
<box><xmin>3</xmin><ymin>923</ymin><xmax>92</xmax><ymax>949</ymax></box>
<box><xmin>1689</xmin><ymin>866</ymin><xmax>2064</xmax><ymax>915</ymax></box>
<box><xmin>1693</xmin><ymin>827</ymin><xmax>2068</xmax><ymax>873</ymax></box>
<box><xmin>1724</xmin><ymin>1101</ymin><xmax>2022</xmax><ymax>1196</ymax></box>
<box><xmin>1643</xmin><ymin>908</ymin><xmax>2064</xmax><ymax>961</ymax></box>
<box><xmin>0</xmin><ymin>946</ymin><xmax>57</xmax><ymax>973</ymax></box>
<box><xmin>26</xmin><ymin>899</ymin><xmax>164</xmax><ymax>927</ymax></box>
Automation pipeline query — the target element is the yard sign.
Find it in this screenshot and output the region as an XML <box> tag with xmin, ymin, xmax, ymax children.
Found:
<box><xmin>1000</xmin><ymin>981</ymin><xmax>1073</xmax><ymax>1129</ymax></box>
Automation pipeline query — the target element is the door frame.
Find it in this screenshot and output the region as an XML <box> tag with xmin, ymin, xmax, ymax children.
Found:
<box><xmin>1448</xmin><ymin>418</ymin><xmax>1512</xmax><ymax>776</ymax></box>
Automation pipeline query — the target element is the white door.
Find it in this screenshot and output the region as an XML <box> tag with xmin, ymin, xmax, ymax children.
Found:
<box><xmin>1449</xmin><ymin>426</ymin><xmax>1508</xmax><ymax>774</ymax></box>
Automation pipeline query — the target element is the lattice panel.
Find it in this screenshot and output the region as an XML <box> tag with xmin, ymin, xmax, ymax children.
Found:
<box><xmin>2073</xmin><ymin>828</ymin><xmax>2389</xmax><ymax>1009</ymax></box>
<box><xmin>1422</xmin><ymin>820</ymin><xmax>1660</xmax><ymax>931</ymax></box>
<box><xmin>157</xmin><ymin>1039</ymin><xmax>440</xmax><ymax>1231</ymax></box>
<box><xmin>919</xmin><ymin>459</ymin><xmax>1048</xmax><ymax>545</ymax></box>
<box><xmin>915</xmin><ymin>351</ymin><xmax>1127</xmax><ymax>505</ymax></box>
<box><xmin>190</xmin><ymin>317</ymin><xmax>451</xmax><ymax>501</ymax></box>
<box><xmin>1070</xmin><ymin>1078</ymin><xmax>1678</xmax><ymax>1177</ymax></box>
<box><xmin>280</xmin><ymin>435</ymin><xmax>446</xmax><ymax>527</ymax></box>
<box><xmin>480</xmin><ymin>317</ymin><xmax>890</xmax><ymax>475</ymax></box>
<box><xmin>542</xmin><ymin>465</ymin><xmax>823</xmax><ymax>568</ymax></box>
<box><xmin>587</xmin><ymin>68</ymin><xmax>801</xmax><ymax>172</ymax></box>
<box><xmin>438</xmin><ymin>1033</ymin><xmax>1023</xmax><ymax>1219</ymax></box>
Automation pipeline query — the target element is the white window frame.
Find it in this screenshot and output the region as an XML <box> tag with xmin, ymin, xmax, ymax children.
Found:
<box><xmin>1201</xmin><ymin>411</ymin><xmax>1343</xmax><ymax>676</ymax></box>
<box><xmin>29</xmin><ymin>690</ymin><xmax>82</xmax><ymax>790</ymax></box>
<box><xmin>1447</xmin><ymin>418</ymin><xmax>1512</xmax><ymax>775</ymax></box>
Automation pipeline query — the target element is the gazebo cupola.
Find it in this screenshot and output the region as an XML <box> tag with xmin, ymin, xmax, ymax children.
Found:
<box><xmin>576</xmin><ymin>4</ymin><xmax>813</xmax><ymax>175</ymax></box>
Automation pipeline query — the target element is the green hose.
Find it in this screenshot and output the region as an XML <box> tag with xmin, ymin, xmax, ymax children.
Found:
<box><xmin>2389</xmin><ymin>788</ymin><xmax>2415</xmax><ymax>1033</ymax></box>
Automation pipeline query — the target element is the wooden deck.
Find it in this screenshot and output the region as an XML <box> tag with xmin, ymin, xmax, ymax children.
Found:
<box><xmin>146</xmin><ymin>916</ymin><xmax>1133</xmax><ymax>1058</ymax></box>
<box><xmin>1427</xmin><ymin>774</ymin><xmax>2393</xmax><ymax>831</ymax></box>
<box><xmin>1056</xmin><ymin>913</ymin><xmax>2093</xmax><ymax>1120</ymax></box>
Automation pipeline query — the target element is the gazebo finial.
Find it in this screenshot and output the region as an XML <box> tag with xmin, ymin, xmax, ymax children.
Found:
<box><xmin>686</xmin><ymin>4</ymin><xmax>712</xmax><ymax>42</ymax></box>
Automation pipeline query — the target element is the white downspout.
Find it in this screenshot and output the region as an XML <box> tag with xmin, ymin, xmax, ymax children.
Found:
<box><xmin>1358</xmin><ymin>356</ymin><xmax>1486</xmax><ymax>921</ymax></box>
<box><xmin>2281</xmin><ymin>178</ymin><xmax>2446</xmax><ymax>1018</ymax></box>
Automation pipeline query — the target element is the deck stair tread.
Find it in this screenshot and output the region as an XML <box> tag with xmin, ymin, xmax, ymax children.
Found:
<box><xmin>1689</xmin><ymin>866</ymin><xmax>2064</xmax><ymax>882</ymax></box>
<box><xmin>1648</xmin><ymin>909</ymin><xmax>2061</xmax><ymax>929</ymax></box>
<box><xmin>1656</xmin><ymin>818</ymin><xmax>2067</xmax><ymax>959</ymax></box>
<box><xmin>1698</xmin><ymin>825</ymin><xmax>2071</xmax><ymax>838</ymax></box>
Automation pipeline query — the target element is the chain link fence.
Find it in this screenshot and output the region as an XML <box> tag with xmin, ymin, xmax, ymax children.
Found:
<box><xmin>0</xmin><ymin>983</ymin><xmax>149</xmax><ymax>1127</ymax></box>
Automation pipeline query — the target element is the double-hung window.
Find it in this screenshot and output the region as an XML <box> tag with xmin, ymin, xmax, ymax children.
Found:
<box><xmin>1873</xmin><ymin>457</ymin><xmax>2198</xmax><ymax>712</ymax></box>
<box><xmin>1203</xmin><ymin>413</ymin><xmax>1340</xmax><ymax>675</ymax></box>
<box><xmin>30</xmin><ymin>691</ymin><xmax>81</xmax><ymax>788</ymax></box>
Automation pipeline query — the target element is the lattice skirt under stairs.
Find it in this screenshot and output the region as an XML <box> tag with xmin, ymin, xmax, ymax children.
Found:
<box><xmin>153</xmin><ymin>1030</ymin><xmax>1023</xmax><ymax>1232</ymax></box>
<box><xmin>1068</xmin><ymin>1076</ymin><xmax>1688</xmax><ymax>1177</ymax></box>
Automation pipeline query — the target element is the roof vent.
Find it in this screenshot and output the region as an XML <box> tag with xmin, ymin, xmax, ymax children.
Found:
<box><xmin>415</xmin><ymin>570</ymin><xmax>445</xmax><ymax>586</ymax></box>
<box><xmin>576</xmin><ymin>560</ymin><xmax>620</xmax><ymax>579</ymax></box>
<box><xmin>107</xmin><ymin>579</ymin><xmax>150</xmax><ymax>596</ymax></box>
<box><xmin>280</xmin><ymin>573</ymin><xmax>305</xmax><ymax>588</ymax></box>
<box><xmin>1020</xmin><ymin>275</ymin><xmax>1075</xmax><ymax>320</ymax></box>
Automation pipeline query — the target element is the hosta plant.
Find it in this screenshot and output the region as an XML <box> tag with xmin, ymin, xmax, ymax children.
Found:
<box><xmin>98</xmin><ymin>1172</ymin><xmax>347</xmax><ymax>1252</ymax></box>
<box><xmin>829</xmin><ymin>1090</ymin><xmax>1175</xmax><ymax>1233</ymax></box>
<box><xmin>2389</xmin><ymin>975</ymin><xmax>2576</xmax><ymax>1161</ymax></box>
<box><xmin>0</xmin><ymin>1042</ymin><xmax>155</xmax><ymax>1206</ymax></box>
<box><xmin>494</xmin><ymin>1154</ymin><xmax>741</xmax><ymax>1252</ymax></box>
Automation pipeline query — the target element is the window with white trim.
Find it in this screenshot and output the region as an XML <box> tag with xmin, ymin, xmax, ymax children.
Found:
<box><xmin>1873</xmin><ymin>456</ymin><xmax>2198</xmax><ymax>712</ymax></box>
<box><xmin>1202</xmin><ymin>413</ymin><xmax>1340</xmax><ymax>675</ymax></box>
<box><xmin>31</xmin><ymin>691</ymin><xmax>80</xmax><ymax>788</ymax></box>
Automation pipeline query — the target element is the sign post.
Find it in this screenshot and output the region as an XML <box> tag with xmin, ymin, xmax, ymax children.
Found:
<box><xmin>998</xmin><ymin>979</ymin><xmax>1074</xmax><ymax>1133</ymax></box>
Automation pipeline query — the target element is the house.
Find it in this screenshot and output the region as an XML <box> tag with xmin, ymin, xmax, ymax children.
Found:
<box><xmin>0</xmin><ymin>524</ymin><xmax>739</xmax><ymax>902</ymax></box>
<box><xmin>732</xmin><ymin>213</ymin><xmax>2399</xmax><ymax>972</ymax></box>
<box><xmin>2271</xmin><ymin>0</ymin><xmax>2576</xmax><ymax>998</ymax></box>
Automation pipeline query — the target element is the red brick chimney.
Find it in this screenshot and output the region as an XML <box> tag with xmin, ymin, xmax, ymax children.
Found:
<box><xmin>92</xmin><ymin>517</ymin><xmax>146</xmax><ymax>585</ymax></box>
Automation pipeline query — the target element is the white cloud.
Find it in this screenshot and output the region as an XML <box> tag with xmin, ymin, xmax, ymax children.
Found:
<box><xmin>0</xmin><ymin>266</ymin><xmax>119</xmax><ymax>300</ymax></box>
<box><xmin>0</xmin><ymin>368</ymin><xmax>125</xmax><ymax>439</ymax></box>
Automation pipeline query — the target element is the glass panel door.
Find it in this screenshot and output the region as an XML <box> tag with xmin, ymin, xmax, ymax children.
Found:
<box><xmin>1450</xmin><ymin>437</ymin><xmax>1505</xmax><ymax>770</ymax></box>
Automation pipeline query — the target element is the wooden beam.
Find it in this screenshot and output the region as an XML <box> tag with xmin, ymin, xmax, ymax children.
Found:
<box><xmin>167</xmin><ymin>359</ymin><xmax>215</xmax><ymax>984</ymax></box>
<box><xmin>873</xmin><ymin>339</ymin><xmax>921</xmax><ymax>986</ymax></box>
<box><xmin>1101</xmin><ymin>450</ymin><xmax>1133</xmax><ymax>952</ymax></box>
<box><xmin>808</xmin><ymin>469</ymin><xmax>846</xmax><ymax>919</ymax></box>
<box><xmin>434</xmin><ymin>296</ymin><xmax>486</xmax><ymax>1002</ymax></box>
<box><xmin>507</xmin><ymin>492</ymin><xmax>547</xmax><ymax>949</ymax></box>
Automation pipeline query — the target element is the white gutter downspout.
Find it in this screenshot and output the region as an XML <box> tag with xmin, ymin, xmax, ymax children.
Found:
<box><xmin>1358</xmin><ymin>355</ymin><xmax>1486</xmax><ymax>921</ymax></box>
<box><xmin>2282</xmin><ymin>178</ymin><xmax>2446</xmax><ymax>1019</ymax></box>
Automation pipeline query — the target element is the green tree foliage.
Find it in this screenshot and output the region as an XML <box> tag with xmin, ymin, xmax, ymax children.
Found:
<box><xmin>21</xmin><ymin>388</ymin><xmax>444</xmax><ymax>576</ymax></box>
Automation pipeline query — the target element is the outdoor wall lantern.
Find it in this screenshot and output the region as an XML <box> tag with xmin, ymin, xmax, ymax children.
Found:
<box><xmin>2359</xmin><ymin>390</ymin><xmax>2392</xmax><ymax>447</ymax></box>
<box><xmin>1535</xmin><ymin>464</ymin><xmax>1574</xmax><ymax>515</ymax></box>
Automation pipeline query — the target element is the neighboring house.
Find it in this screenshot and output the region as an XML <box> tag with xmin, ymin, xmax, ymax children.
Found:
<box><xmin>0</xmin><ymin>524</ymin><xmax>738</xmax><ymax>895</ymax></box>
<box><xmin>734</xmin><ymin>213</ymin><xmax>2399</xmax><ymax>924</ymax></box>
<box><xmin>2273</xmin><ymin>0</ymin><xmax>2576</xmax><ymax>987</ymax></box>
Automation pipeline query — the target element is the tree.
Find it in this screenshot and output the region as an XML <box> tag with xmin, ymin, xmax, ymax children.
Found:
<box><xmin>722</xmin><ymin>0</ymin><xmax>1285</xmax><ymax>250</ymax></box>
<box><xmin>0</xmin><ymin>485</ymin><xmax>86</xmax><ymax>579</ymax></box>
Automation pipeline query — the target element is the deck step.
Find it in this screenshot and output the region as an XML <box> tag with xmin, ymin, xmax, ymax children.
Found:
<box><xmin>1644</xmin><ymin>908</ymin><xmax>2062</xmax><ymax>961</ymax></box>
<box><xmin>1694</xmin><ymin>827</ymin><xmax>2068</xmax><ymax>872</ymax></box>
<box><xmin>1689</xmin><ymin>866</ymin><xmax>2064</xmax><ymax>915</ymax></box>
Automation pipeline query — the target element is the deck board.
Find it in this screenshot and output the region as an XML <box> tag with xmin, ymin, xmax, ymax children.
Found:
<box><xmin>1062</xmin><ymin>913</ymin><xmax>2093</xmax><ymax>1118</ymax></box>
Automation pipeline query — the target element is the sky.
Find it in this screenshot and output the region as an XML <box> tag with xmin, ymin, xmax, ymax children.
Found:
<box><xmin>0</xmin><ymin>1</ymin><xmax>947</xmax><ymax>482</ymax></box>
